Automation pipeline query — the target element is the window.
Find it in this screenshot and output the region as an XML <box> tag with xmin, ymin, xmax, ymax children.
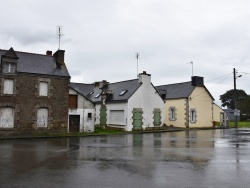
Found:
<box><xmin>190</xmin><ymin>109</ymin><xmax>197</xmax><ymax>123</ymax></box>
<box><xmin>110</xmin><ymin>110</ymin><xmax>125</xmax><ymax>125</ymax></box>
<box><xmin>39</xmin><ymin>82</ymin><xmax>48</xmax><ymax>96</ymax></box>
<box><xmin>88</xmin><ymin>113</ymin><xmax>92</xmax><ymax>119</ymax></box>
<box><xmin>170</xmin><ymin>108</ymin><xmax>175</xmax><ymax>120</ymax></box>
<box><xmin>89</xmin><ymin>91</ymin><xmax>94</xmax><ymax>95</ymax></box>
<box><xmin>169</xmin><ymin>107</ymin><xmax>176</xmax><ymax>121</ymax></box>
<box><xmin>3</xmin><ymin>63</ymin><xmax>15</xmax><ymax>73</ymax></box>
<box><xmin>3</xmin><ymin>79</ymin><xmax>14</xmax><ymax>94</ymax></box>
<box><xmin>95</xmin><ymin>93</ymin><xmax>100</xmax><ymax>98</ymax></box>
<box><xmin>69</xmin><ymin>95</ymin><xmax>78</xmax><ymax>109</ymax></box>
<box><xmin>37</xmin><ymin>108</ymin><xmax>48</xmax><ymax>127</ymax></box>
<box><xmin>119</xmin><ymin>90</ymin><xmax>127</xmax><ymax>96</ymax></box>
<box><xmin>0</xmin><ymin>107</ymin><xmax>14</xmax><ymax>128</ymax></box>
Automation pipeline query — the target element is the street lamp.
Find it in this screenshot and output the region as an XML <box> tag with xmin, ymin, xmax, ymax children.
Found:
<box><xmin>233</xmin><ymin>68</ymin><xmax>242</xmax><ymax>128</ymax></box>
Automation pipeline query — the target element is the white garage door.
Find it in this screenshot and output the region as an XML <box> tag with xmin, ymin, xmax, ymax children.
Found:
<box><xmin>0</xmin><ymin>107</ymin><xmax>14</xmax><ymax>128</ymax></box>
<box><xmin>110</xmin><ymin>110</ymin><xmax>124</xmax><ymax>125</ymax></box>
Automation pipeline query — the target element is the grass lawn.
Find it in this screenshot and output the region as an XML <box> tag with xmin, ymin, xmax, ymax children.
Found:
<box><xmin>229</xmin><ymin>121</ymin><xmax>250</xmax><ymax>128</ymax></box>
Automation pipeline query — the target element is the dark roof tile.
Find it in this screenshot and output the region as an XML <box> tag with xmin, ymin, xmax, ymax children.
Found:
<box><xmin>0</xmin><ymin>49</ymin><xmax>70</xmax><ymax>77</ymax></box>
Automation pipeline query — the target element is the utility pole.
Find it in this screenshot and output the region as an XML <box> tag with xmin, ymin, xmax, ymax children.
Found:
<box><xmin>233</xmin><ymin>68</ymin><xmax>237</xmax><ymax>128</ymax></box>
<box><xmin>233</xmin><ymin>68</ymin><xmax>242</xmax><ymax>128</ymax></box>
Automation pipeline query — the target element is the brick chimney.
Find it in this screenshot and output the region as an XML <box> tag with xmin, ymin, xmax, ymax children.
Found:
<box><xmin>46</xmin><ymin>50</ymin><xmax>52</xmax><ymax>56</ymax></box>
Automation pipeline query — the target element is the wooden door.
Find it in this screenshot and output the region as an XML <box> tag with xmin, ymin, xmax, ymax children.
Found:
<box><xmin>133</xmin><ymin>109</ymin><xmax>142</xmax><ymax>130</ymax></box>
<box><xmin>69</xmin><ymin>115</ymin><xmax>80</xmax><ymax>132</ymax></box>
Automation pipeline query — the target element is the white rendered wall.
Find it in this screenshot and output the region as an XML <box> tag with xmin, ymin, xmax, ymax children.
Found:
<box><xmin>127</xmin><ymin>74</ymin><xmax>165</xmax><ymax>131</ymax></box>
<box><xmin>69</xmin><ymin>88</ymin><xmax>95</xmax><ymax>132</ymax></box>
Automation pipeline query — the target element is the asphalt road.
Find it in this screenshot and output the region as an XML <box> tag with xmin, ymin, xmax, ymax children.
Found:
<box><xmin>0</xmin><ymin>129</ymin><xmax>250</xmax><ymax>188</ymax></box>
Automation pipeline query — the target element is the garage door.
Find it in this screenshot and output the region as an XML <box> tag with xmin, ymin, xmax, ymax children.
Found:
<box><xmin>110</xmin><ymin>110</ymin><xmax>124</xmax><ymax>125</ymax></box>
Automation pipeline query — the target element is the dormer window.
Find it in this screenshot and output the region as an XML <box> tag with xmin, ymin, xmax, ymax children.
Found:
<box><xmin>95</xmin><ymin>93</ymin><xmax>100</xmax><ymax>98</ymax></box>
<box><xmin>3</xmin><ymin>62</ymin><xmax>15</xmax><ymax>74</ymax></box>
<box><xmin>119</xmin><ymin>90</ymin><xmax>127</xmax><ymax>96</ymax></box>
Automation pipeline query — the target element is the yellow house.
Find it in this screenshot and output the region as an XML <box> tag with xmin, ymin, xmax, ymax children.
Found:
<box><xmin>156</xmin><ymin>76</ymin><xmax>216</xmax><ymax>128</ymax></box>
<box><xmin>213</xmin><ymin>103</ymin><xmax>224</xmax><ymax>123</ymax></box>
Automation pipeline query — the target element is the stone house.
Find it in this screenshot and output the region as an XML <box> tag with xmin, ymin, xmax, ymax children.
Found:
<box><xmin>0</xmin><ymin>47</ymin><xmax>70</xmax><ymax>135</ymax></box>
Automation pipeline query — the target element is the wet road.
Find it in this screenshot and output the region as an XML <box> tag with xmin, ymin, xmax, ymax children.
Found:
<box><xmin>1</xmin><ymin>129</ymin><xmax>250</xmax><ymax>188</ymax></box>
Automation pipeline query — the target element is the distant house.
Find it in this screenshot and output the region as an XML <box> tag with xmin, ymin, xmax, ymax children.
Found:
<box><xmin>0</xmin><ymin>47</ymin><xmax>70</xmax><ymax>135</ymax></box>
<box><xmin>68</xmin><ymin>83</ymin><xmax>95</xmax><ymax>132</ymax></box>
<box><xmin>213</xmin><ymin>103</ymin><xmax>224</xmax><ymax>123</ymax></box>
<box><xmin>85</xmin><ymin>71</ymin><xmax>165</xmax><ymax>131</ymax></box>
<box><xmin>156</xmin><ymin>76</ymin><xmax>216</xmax><ymax>128</ymax></box>
<box><xmin>223</xmin><ymin>108</ymin><xmax>240</xmax><ymax>122</ymax></box>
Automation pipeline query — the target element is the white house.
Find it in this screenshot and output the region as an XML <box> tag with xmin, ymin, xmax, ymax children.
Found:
<box><xmin>68</xmin><ymin>83</ymin><xmax>95</xmax><ymax>132</ymax></box>
<box><xmin>89</xmin><ymin>71</ymin><xmax>165</xmax><ymax>131</ymax></box>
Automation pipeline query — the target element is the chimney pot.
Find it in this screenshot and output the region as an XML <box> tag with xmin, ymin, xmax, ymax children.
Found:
<box><xmin>46</xmin><ymin>50</ymin><xmax>52</xmax><ymax>56</ymax></box>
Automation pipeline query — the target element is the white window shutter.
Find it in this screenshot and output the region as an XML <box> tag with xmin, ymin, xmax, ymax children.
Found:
<box><xmin>3</xmin><ymin>79</ymin><xmax>14</xmax><ymax>94</ymax></box>
<box><xmin>110</xmin><ymin>110</ymin><xmax>124</xmax><ymax>125</ymax></box>
<box><xmin>39</xmin><ymin>82</ymin><xmax>48</xmax><ymax>96</ymax></box>
<box><xmin>37</xmin><ymin>108</ymin><xmax>48</xmax><ymax>127</ymax></box>
<box><xmin>0</xmin><ymin>108</ymin><xmax>14</xmax><ymax>128</ymax></box>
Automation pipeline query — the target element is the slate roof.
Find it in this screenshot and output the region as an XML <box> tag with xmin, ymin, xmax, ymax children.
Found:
<box><xmin>70</xmin><ymin>79</ymin><xmax>141</xmax><ymax>103</ymax></box>
<box><xmin>70</xmin><ymin>82</ymin><xmax>95</xmax><ymax>100</ymax></box>
<box><xmin>156</xmin><ymin>81</ymin><xmax>214</xmax><ymax>100</ymax></box>
<box><xmin>0</xmin><ymin>48</ymin><xmax>70</xmax><ymax>77</ymax></box>
<box><xmin>156</xmin><ymin>81</ymin><xmax>195</xmax><ymax>99</ymax></box>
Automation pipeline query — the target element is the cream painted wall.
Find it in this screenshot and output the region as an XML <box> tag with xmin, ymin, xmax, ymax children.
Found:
<box><xmin>189</xmin><ymin>87</ymin><xmax>213</xmax><ymax>127</ymax></box>
<box><xmin>213</xmin><ymin>103</ymin><xmax>224</xmax><ymax>122</ymax></box>
<box><xmin>164</xmin><ymin>86</ymin><xmax>214</xmax><ymax>128</ymax></box>
<box><xmin>164</xmin><ymin>98</ymin><xmax>187</xmax><ymax>127</ymax></box>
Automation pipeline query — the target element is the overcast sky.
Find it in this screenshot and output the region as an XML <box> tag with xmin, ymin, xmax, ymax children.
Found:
<box><xmin>1</xmin><ymin>0</ymin><xmax>250</xmax><ymax>106</ymax></box>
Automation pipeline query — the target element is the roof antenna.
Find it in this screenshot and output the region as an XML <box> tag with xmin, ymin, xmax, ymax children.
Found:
<box><xmin>57</xmin><ymin>26</ymin><xmax>64</xmax><ymax>50</ymax></box>
<box><xmin>188</xmin><ymin>61</ymin><xmax>193</xmax><ymax>76</ymax></box>
<box><xmin>136</xmin><ymin>53</ymin><xmax>139</xmax><ymax>78</ymax></box>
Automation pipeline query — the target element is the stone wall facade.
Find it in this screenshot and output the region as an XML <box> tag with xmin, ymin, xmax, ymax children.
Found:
<box><xmin>0</xmin><ymin>73</ymin><xmax>69</xmax><ymax>135</ymax></box>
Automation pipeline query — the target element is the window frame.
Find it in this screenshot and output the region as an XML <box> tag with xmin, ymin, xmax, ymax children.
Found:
<box><xmin>190</xmin><ymin>108</ymin><xmax>197</xmax><ymax>123</ymax></box>
<box><xmin>3</xmin><ymin>79</ymin><xmax>14</xmax><ymax>95</ymax></box>
<box><xmin>169</xmin><ymin>107</ymin><xmax>176</xmax><ymax>121</ymax></box>
<box><xmin>37</xmin><ymin>108</ymin><xmax>49</xmax><ymax>128</ymax></box>
<box><xmin>3</xmin><ymin>62</ymin><xmax>15</xmax><ymax>74</ymax></box>
<box><xmin>69</xmin><ymin>95</ymin><xmax>78</xmax><ymax>109</ymax></box>
<box><xmin>0</xmin><ymin>107</ymin><xmax>15</xmax><ymax>128</ymax></box>
<box><xmin>39</xmin><ymin>81</ymin><xmax>49</xmax><ymax>96</ymax></box>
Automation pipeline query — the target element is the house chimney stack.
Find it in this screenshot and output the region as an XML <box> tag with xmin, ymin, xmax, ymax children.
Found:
<box><xmin>46</xmin><ymin>50</ymin><xmax>52</xmax><ymax>56</ymax></box>
<box><xmin>53</xmin><ymin>50</ymin><xmax>65</xmax><ymax>65</ymax></box>
<box><xmin>191</xmin><ymin>76</ymin><xmax>204</xmax><ymax>86</ymax></box>
<box><xmin>138</xmin><ymin>71</ymin><xmax>151</xmax><ymax>84</ymax></box>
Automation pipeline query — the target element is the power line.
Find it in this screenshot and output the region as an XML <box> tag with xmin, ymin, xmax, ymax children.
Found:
<box><xmin>192</xmin><ymin>72</ymin><xmax>233</xmax><ymax>99</ymax></box>
<box><xmin>205</xmin><ymin>72</ymin><xmax>232</xmax><ymax>83</ymax></box>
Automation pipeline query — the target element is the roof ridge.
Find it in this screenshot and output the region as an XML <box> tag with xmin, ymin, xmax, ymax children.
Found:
<box><xmin>0</xmin><ymin>48</ymin><xmax>50</xmax><ymax>57</ymax></box>
<box><xmin>71</xmin><ymin>82</ymin><xmax>94</xmax><ymax>85</ymax></box>
<box><xmin>157</xmin><ymin>81</ymin><xmax>191</xmax><ymax>87</ymax></box>
<box><xmin>109</xmin><ymin>78</ymin><xmax>138</xmax><ymax>85</ymax></box>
